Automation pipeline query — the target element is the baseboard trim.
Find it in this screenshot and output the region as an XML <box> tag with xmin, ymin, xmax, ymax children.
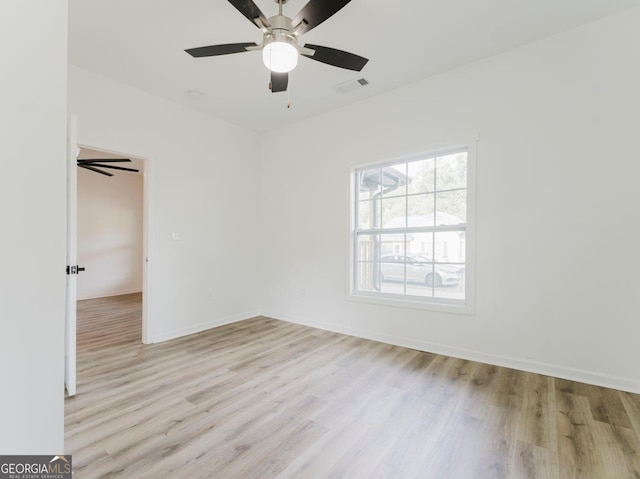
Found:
<box><xmin>151</xmin><ymin>311</ymin><xmax>261</xmax><ymax>343</ymax></box>
<box><xmin>77</xmin><ymin>289</ymin><xmax>142</xmax><ymax>301</ymax></box>
<box><xmin>263</xmin><ymin>310</ymin><xmax>640</xmax><ymax>395</ymax></box>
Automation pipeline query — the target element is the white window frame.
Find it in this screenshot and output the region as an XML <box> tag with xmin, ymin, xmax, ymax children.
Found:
<box><xmin>348</xmin><ymin>141</ymin><xmax>476</xmax><ymax>315</ymax></box>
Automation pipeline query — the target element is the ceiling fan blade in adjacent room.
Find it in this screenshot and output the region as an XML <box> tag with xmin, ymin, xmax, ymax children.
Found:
<box><xmin>270</xmin><ymin>71</ymin><xmax>288</xmax><ymax>93</ymax></box>
<box><xmin>77</xmin><ymin>158</ymin><xmax>131</xmax><ymax>163</ymax></box>
<box><xmin>227</xmin><ymin>0</ymin><xmax>271</xmax><ymax>29</ymax></box>
<box><xmin>292</xmin><ymin>0</ymin><xmax>352</xmax><ymax>35</ymax></box>
<box><xmin>302</xmin><ymin>44</ymin><xmax>368</xmax><ymax>71</ymax></box>
<box><xmin>85</xmin><ymin>164</ymin><xmax>139</xmax><ymax>173</ymax></box>
<box><xmin>185</xmin><ymin>43</ymin><xmax>258</xmax><ymax>58</ymax></box>
<box><xmin>78</xmin><ymin>164</ymin><xmax>113</xmax><ymax>177</ymax></box>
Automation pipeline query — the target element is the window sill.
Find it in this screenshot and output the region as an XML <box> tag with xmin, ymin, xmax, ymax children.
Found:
<box><xmin>348</xmin><ymin>290</ymin><xmax>475</xmax><ymax>315</ymax></box>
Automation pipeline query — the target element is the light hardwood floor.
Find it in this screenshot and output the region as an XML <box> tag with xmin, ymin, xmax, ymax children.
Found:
<box><xmin>66</xmin><ymin>295</ymin><xmax>640</xmax><ymax>478</ymax></box>
<box><xmin>76</xmin><ymin>293</ymin><xmax>142</xmax><ymax>351</ymax></box>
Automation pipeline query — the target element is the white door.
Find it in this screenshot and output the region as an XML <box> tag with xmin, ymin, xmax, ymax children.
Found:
<box><xmin>65</xmin><ymin>115</ymin><xmax>78</xmax><ymax>397</ymax></box>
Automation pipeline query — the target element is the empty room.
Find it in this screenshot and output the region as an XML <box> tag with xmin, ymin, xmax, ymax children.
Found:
<box><xmin>2</xmin><ymin>0</ymin><xmax>639</xmax><ymax>478</ymax></box>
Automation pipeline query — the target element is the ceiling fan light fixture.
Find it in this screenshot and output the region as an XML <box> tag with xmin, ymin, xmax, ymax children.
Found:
<box><xmin>263</xmin><ymin>36</ymin><xmax>298</xmax><ymax>73</ymax></box>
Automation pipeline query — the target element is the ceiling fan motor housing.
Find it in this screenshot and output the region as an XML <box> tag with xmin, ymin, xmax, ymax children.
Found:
<box><xmin>268</xmin><ymin>14</ymin><xmax>293</xmax><ymax>33</ymax></box>
<box><xmin>264</xmin><ymin>16</ymin><xmax>315</xmax><ymax>56</ymax></box>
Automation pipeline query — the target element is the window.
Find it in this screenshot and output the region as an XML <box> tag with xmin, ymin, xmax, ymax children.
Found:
<box><xmin>351</xmin><ymin>146</ymin><xmax>474</xmax><ymax>313</ymax></box>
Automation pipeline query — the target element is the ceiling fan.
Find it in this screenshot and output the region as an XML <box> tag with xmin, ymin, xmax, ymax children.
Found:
<box><xmin>185</xmin><ymin>0</ymin><xmax>369</xmax><ymax>93</ymax></box>
<box><xmin>77</xmin><ymin>158</ymin><xmax>139</xmax><ymax>177</ymax></box>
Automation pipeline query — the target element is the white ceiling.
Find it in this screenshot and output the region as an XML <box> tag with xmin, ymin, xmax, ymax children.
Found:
<box><xmin>68</xmin><ymin>0</ymin><xmax>638</xmax><ymax>133</ymax></box>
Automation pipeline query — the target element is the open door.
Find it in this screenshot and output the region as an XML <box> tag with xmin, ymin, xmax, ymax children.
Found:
<box><xmin>65</xmin><ymin>115</ymin><xmax>78</xmax><ymax>397</ymax></box>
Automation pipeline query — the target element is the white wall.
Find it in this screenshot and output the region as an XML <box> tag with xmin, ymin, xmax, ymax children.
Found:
<box><xmin>68</xmin><ymin>65</ymin><xmax>262</xmax><ymax>342</ymax></box>
<box><xmin>77</xmin><ymin>168</ymin><xmax>143</xmax><ymax>300</ymax></box>
<box><xmin>0</xmin><ymin>1</ymin><xmax>68</xmax><ymax>453</ymax></box>
<box><xmin>259</xmin><ymin>8</ymin><xmax>640</xmax><ymax>393</ymax></box>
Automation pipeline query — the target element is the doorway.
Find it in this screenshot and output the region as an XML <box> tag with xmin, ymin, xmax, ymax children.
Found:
<box><xmin>72</xmin><ymin>145</ymin><xmax>150</xmax><ymax>379</ymax></box>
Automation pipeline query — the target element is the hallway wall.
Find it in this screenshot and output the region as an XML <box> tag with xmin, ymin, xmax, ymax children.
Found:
<box><xmin>77</xmin><ymin>166</ymin><xmax>144</xmax><ymax>300</ymax></box>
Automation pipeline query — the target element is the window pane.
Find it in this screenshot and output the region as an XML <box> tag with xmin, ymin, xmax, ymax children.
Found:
<box><xmin>431</xmin><ymin>262</ymin><xmax>464</xmax><ymax>287</ymax></box>
<box><xmin>404</xmin><ymin>256</ymin><xmax>434</xmax><ymax>284</ymax></box>
<box><xmin>356</xmin><ymin>234</ymin><xmax>378</xmax><ymax>262</ymax></box>
<box><xmin>392</xmin><ymin>254</ymin><xmax>435</xmax><ymax>297</ymax></box>
<box><xmin>434</xmin><ymin>231</ymin><xmax>466</xmax><ymax>263</ymax></box>
<box><xmin>381</xmin><ymin>196</ymin><xmax>406</xmax><ymax>229</ymax></box>
<box><xmin>407</xmin><ymin>193</ymin><xmax>434</xmax><ymax>225</ymax></box>
<box><xmin>357</xmin><ymin>233</ymin><xmax>405</xmax><ymax>261</ymax></box>
<box><xmin>356</xmin><ymin>262</ymin><xmax>381</xmax><ymax>292</ymax></box>
<box><xmin>407</xmin><ymin>283</ymin><xmax>435</xmax><ymax>297</ymax></box>
<box><xmin>357</xmin><ymin>201</ymin><xmax>371</xmax><ymax>229</ymax></box>
<box><xmin>406</xmin><ymin>259</ymin><xmax>435</xmax><ymax>298</ymax></box>
<box><xmin>358</xmin><ymin>168</ymin><xmax>382</xmax><ymax>200</ymax></box>
<box><xmin>380</xmin><ymin>255</ymin><xmax>405</xmax><ymax>287</ymax></box>
<box><xmin>357</xmin><ymin>199</ymin><xmax>381</xmax><ymax>230</ymax></box>
<box><xmin>381</xmin><ymin>233</ymin><xmax>406</xmax><ymax>258</ymax></box>
<box><xmin>382</xmin><ymin>163</ymin><xmax>407</xmax><ymax>198</ymax></box>
<box><xmin>358</xmin><ymin>201</ymin><xmax>370</xmax><ymax>229</ymax></box>
<box><xmin>435</xmin><ymin>190</ymin><xmax>466</xmax><ymax>225</ymax></box>
<box><xmin>406</xmin><ymin>232</ymin><xmax>434</xmax><ymax>258</ymax></box>
<box><xmin>436</xmin><ymin>152</ymin><xmax>467</xmax><ymax>191</ymax></box>
<box><xmin>407</xmin><ymin>158</ymin><xmax>435</xmax><ymax>194</ymax></box>
<box><xmin>432</xmin><ymin>262</ymin><xmax>466</xmax><ymax>301</ymax></box>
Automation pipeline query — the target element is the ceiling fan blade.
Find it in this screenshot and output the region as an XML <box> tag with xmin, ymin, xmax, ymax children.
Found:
<box><xmin>292</xmin><ymin>0</ymin><xmax>352</xmax><ymax>35</ymax></box>
<box><xmin>302</xmin><ymin>44</ymin><xmax>369</xmax><ymax>71</ymax></box>
<box><xmin>270</xmin><ymin>72</ymin><xmax>288</xmax><ymax>93</ymax></box>
<box><xmin>77</xmin><ymin>158</ymin><xmax>131</xmax><ymax>163</ymax></box>
<box><xmin>79</xmin><ymin>164</ymin><xmax>113</xmax><ymax>177</ymax></box>
<box><xmin>84</xmin><ymin>164</ymin><xmax>140</xmax><ymax>173</ymax></box>
<box><xmin>185</xmin><ymin>43</ymin><xmax>258</xmax><ymax>58</ymax></box>
<box><xmin>227</xmin><ymin>0</ymin><xmax>271</xmax><ymax>29</ymax></box>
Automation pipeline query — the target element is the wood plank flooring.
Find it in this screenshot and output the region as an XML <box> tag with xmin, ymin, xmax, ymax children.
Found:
<box><xmin>66</xmin><ymin>296</ymin><xmax>640</xmax><ymax>478</ymax></box>
<box><xmin>76</xmin><ymin>293</ymin><xmax>141</xmax><ymax>350</ymax></box>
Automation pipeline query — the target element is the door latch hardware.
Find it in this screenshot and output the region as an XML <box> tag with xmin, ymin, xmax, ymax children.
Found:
<box><xmin>66</xmin><ymin>265</ymin><xmax>85</xmax><ymax>275</ymax></box>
